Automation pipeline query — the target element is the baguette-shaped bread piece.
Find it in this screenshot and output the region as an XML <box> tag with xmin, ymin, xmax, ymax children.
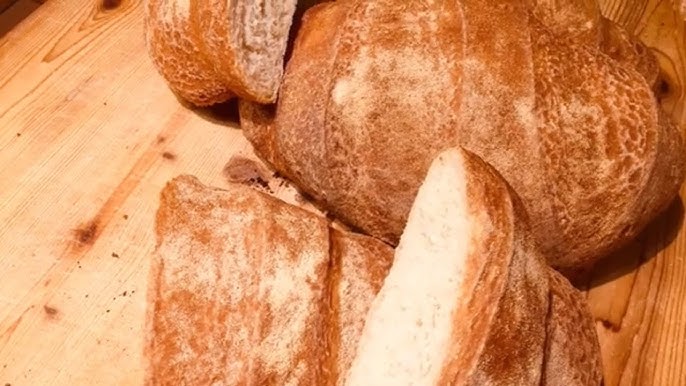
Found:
<box><xmin>344</xmin><ymin>148</ymin><xmax>550</xmax><ymax>386</ymax></box>
<box><xmin>144</xmin><ymin>0</ymin><xmax>297</xmax><ymax>105</ymax></box>
<box><xmin>542</xmin><ymin>269</ymin><xmax>603</xmax><ymax>386</ymax></box>
<box><xmin>240</xmin><ymin>0</ymin><xmax>685</xmax><ymax>273</ymax></box>
<box><xmin>144</xmin><ymin>175</ymin><xmax>393</xmax><ymax>385</ymax></box>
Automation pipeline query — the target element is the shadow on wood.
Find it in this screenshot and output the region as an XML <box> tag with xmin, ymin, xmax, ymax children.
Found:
<box><xmin>183</xmin><ymin>99</ymin><xmax>240</xmax><ymax>127</ymax></box>
<box><xmin>583</xmin><ymin>195</ymin><xmax>684</xmax><ymax>291</ymax></box>
<box><xmin>0</xmin><ymin>0</ymin><xmax>41</xmax><ymax>39</ymax></box>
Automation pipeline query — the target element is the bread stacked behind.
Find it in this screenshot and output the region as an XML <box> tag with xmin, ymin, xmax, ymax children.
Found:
<box><xmin>239</xmin><ymin>0</ymin><xmax>685</xmax><ymax>274</ymax></box>
<box><xmin>144</xmin><ymin>0</ymin><xmax>298</xmax><ymax>105</ymax></box>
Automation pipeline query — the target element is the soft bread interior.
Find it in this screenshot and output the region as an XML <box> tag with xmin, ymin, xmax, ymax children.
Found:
<box><xmin>344</xmin><ymin>149</ymin><xmax>472</xmax><ymax>386</ymax></box>
<box><xmin>234</xmin><ymin>0</ymin><xmax>298</xmax><ymax>95</ymax></box>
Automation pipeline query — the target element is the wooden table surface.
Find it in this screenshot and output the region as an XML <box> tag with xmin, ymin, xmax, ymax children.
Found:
<box><xmin>0</xmin><ymin>0</ymin><xmax>685</xmax><ymax>385</ymax></box>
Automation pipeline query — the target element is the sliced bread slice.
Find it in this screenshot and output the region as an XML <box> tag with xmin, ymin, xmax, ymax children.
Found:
<box><xmin>145</xmin><ymin>175</ymin><xmax>331</xmax><ymax>384</ymax></box>
<box><xmin>344</xmin><ymin>148</ymin><xmax>550</xmax><ymax>385</ymax></box>
<box><xmin>144</xmin><ymin>0</ymin><xmax>298</xmax><ymax>105</ymax></box>
<box><xmin>145</xmin><ymin>175</ymin><xmax>394</xmax><ymax>385</ymax></box>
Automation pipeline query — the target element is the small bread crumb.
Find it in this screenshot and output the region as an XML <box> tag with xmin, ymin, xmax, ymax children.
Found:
<box><xmin>223</xmin><ymin>156</ymin><xmax>274</xmax><ymax>193</ymax></box>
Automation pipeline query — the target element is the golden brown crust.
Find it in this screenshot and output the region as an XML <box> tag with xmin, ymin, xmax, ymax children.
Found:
<box><xmin>531</xmin><ymin>18</ymin><xmax>685</xmax><ymax>271</ymax></box>
<box><xmin>240</xmin><ymin>0</ymin><xmax>686</xmax><ymax>272</ymax></box>
<box><xmin>240</xmin><ymin>2</ymin><xmax>348</xmax><ymax>204</ymax></box>
<box><xmin>599</xmin><ymin>17</ymin><xmax>660</xmax><ymax>88</ymax></box>
<box><xmin>530</xmin><ymin>0</ymin><xmax>602</xmax><ymax>45</ymax></box>
<box><xmin>242</xmin><ymin>0</ymin><xmax>464</xmax><ymax>243</ymax></box>
<box><xmin>145</xmin><ymin>175</ymin><xmax>394</xmax><ymax>385</ymax></box>
<box><xmin>145</xmin><ymin>0</ymin><xmax>297</xmax><ymax>105</ymax></box>
<box><xmin>542</xmin><ymin>269</ymin><xmax>603</xmax><ymax>386</ymax></box>
<box><xmin>144</xmin><ymin>0</ymin><xmax>233</xmax><ymax>106</ymax></box>
<box><xmin>146</xmin><ymin>175</ymin><xmax>330</xmax><ymax>385</ymax></box>
<box><xmin>441</xmin><ymin>149</ymin><xmax>549</xmax><ymax>385</ymax></box>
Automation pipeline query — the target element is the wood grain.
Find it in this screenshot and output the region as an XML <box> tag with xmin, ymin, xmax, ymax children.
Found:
<box><xmin>0</xmin><ymin>0</ymin><xmax>684</xmax><ymax>385</ymax></box>
<box><xmin>590</xmin><ymin>1</ymin><xmax>686</xmax><ymax>385</ymax></box>
<box><xmin>0</xmin><ymin>0</ymin><xmax>300</xmax><ymax>384</ymax></box>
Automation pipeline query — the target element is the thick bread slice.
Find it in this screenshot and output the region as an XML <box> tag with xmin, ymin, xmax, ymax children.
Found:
<box><xmin>542</xmin><ymin>269</ymin><xmax>603</xmax><ymax>386</ymax></box>
<box><xmin>145</xmin><ymin>175</ymin><xmax>394</xmax><ymax>385</ymax></box>
<box><xmin>240</xmin><ymin>0</ymin><xmax>686</xmax><ymax>273</ymax></box>
<box><xmin>144</xmin><ymin>0</ymin><xmax>298</xmax><ymax>105</ymax></box>
<box><xmin>145</xmin><ymin>175</ymin><xmax>330</xmax><ymax>384</ymax></box>
<box><xmin>144</xmin><ymin>0</ymin><xmax>233</xmax><ymax>105</ymax></box>
<box><xmin>240</xmin><ymin>2</ymin><xmax>348</xmax><ymax>203</ymax></box>
<box><xmin>344</xmin><ymin>148</ymin><xmax>549</xmax><ymax>386</ymax></box>
<box><xmin>243</xmin><ymin>0</ymin><xmax>464</xmax><ymax>243</ymax></box>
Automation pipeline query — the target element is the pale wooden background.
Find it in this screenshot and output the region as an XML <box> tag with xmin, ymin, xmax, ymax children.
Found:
<box><xmin>0</xmin><ymin>0</ymin><xmax>684</xmax><ymax>385</ymax></box>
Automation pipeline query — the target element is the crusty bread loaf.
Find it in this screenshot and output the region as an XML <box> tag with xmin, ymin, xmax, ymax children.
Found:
<box><xmin>144</xmin><ymin>0</ymin><xmax>298</xmax><ymax>105</ymax></box>
<box><xmin>542</xmin><ymin>269</ymin><xmax>603</xmax><ymax>386</ymax></box>
<box><xmin>147</xmin><ymin>164</ymin><xmax>602</xmax><ymax>385</ymax></box>
<box><xmin>240</xmin><ymin>0</ymin><xmax>685</xmax><ymax>273</ymax></box>
<box><xmin>144</xmin><ymin>175</ymin><xmax>393</xmax><ymax>385</ymax></box>
<box><xmin>344</xmin><ymin>147</ymin><xmax>550</xmax><ymax>385</ymax></box>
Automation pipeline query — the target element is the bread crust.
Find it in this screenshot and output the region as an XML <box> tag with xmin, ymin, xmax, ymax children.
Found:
<box><xmin>240</xmin><ymin>2</ymin><xmax>348</xmax><ymax>204</ymax></box>
<box><xmin>145</xmin><ymin>175</ymin><xmax>394</xmax><ymax>385</ymax></box>
<box><xmin>542</xmin><ymin>269</ymin><xmax>603</xmax><ymax>386</ymax></box>
<box><xmin>240</xmin><ymin>0</ymin><xmax>686</xmax><ymax>272</ymax></box>
<box><xmin>439</xmin><ymin>149</ymin><xmax>550</xmax><ymax>385</ymax></box>
<box><xmin>531</xmin><ymin>18</ymin><xmax>685</xmax><ymax>271</ymax></box>
<box><xmin>144</xmin><ymin>0</ymin><xmax>233</xmax><ymax>105</ymax></box>
<box><xmin>145</xmin><ymin>175</ymin><xmax>330</xmax><ymax>384</ymax></box>
<box><xmin>329</xmin><ymin>229</ymin><xmax>393</xmax><ymax>385</ymax></box>
<box><xmin>145</xmin><ymin>0</ymin><xmax>297</xmax><ymax>105</ymax></box>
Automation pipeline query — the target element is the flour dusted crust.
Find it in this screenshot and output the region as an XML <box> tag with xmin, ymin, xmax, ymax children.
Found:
<box><xmin>144</xmin><ymin>0</ymin><xmax>233</xmax><ymax>105</ymax></box>
<box><xmin>543</xmin><ymin>269</ymin><xmax>603</xmax><ymax>386</ymax></box>
<box><xmin>147</xmin><ymin>162</ymin><xmax>601</xmax><ymax>385</ymax></box>
<box><xmin>240</xmin><ymin>0</ymin><xmax>686</xmax><ymax>272</ymax></box>
<box><xmin>145</xmin><ymin>175</ymin><xmax>330</xmax><ymax>384</ymax></box>
<box><xmin>145</xmin><ymin>175</ymin><xmax>394</xmax><ymax>385</ymax></box>
<box><xmin>144</xmin><ymin>0</ymin><xmax>298</xmax><ymax>105</ymax></box>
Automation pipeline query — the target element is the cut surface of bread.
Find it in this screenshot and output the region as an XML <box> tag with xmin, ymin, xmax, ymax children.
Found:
<box><xmin>145</xmin><ymin>175</ymin><xmax>393</xmax><ymax>385</ymax></box>
<box><xmin>329</xmin><ymin>229</ymin><xmax>394</xmax><ymax>385</ymax></box>
<box><xmin>240</xmin><ymin>0</ymin><xmax>686</xmax><ymax>273</ymax></box>
<box><xmin>344</xmin><ymin>149</ymin><xmax>472</xmax><ymax>385</ymax></box>
<box><xmin>345</xmin><ymin>147</ymin><xmax>550</xmax><ymax>386</ymax></box>
<box><xmin>144</xmin><ymin>0</ymin><xmax>298</xmax><ymax>105</ymax></box>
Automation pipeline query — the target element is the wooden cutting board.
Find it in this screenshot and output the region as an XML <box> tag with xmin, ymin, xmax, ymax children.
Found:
<box><xmin>0</xmin><ymin>0</ymin><xmax>684</xmax><ymax>385</ymax></box>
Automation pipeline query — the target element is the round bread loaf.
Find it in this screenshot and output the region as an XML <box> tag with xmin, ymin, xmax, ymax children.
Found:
<box><xmin>240</xmin><ymin>0</ymin><xmax>686</xmax><ymax>273</ymax></box>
